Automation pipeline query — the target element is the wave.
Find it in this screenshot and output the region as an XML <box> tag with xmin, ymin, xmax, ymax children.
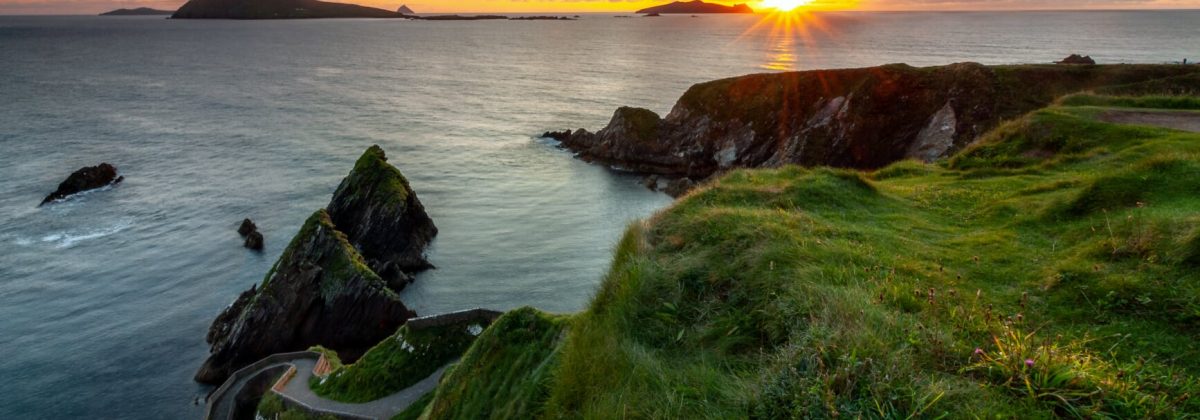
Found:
<box><xmin>15</xmin><ymin>218</ymin><xmax>134</xmax><ymax>249</ymax></box>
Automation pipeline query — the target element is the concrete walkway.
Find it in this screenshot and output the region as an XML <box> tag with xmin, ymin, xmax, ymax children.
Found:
<box><xmin>274</xmin><ymin>358</ymin><xmax>452</xmax><ymax>420</ymax></box>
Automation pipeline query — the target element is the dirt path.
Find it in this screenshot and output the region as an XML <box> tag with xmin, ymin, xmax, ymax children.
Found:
<box><xmin>1099</xmin><ymin>109</ymin><xmax>1200</xmax><ymax>132</ymax></box>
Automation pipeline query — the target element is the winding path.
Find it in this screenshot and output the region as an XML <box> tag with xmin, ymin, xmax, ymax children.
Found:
<box><xmin>204</xmin><ymin>352</ymin><xmax>450</xmax><ymax>420</ymax></box>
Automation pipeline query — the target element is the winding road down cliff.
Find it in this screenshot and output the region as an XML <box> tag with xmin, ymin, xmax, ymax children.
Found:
<box><xmin>204</xmin><ymin>352</ymin><xmax>448</xmax><ymax>420</ymax></box>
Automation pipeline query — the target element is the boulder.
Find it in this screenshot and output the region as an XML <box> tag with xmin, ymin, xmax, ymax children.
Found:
<box><xmin>243</xmin><ymin>231</ymin><xmax>264</xmax><ymax>251</ymax></box>
<box><xmin>237</xmin><ymin>219</ymin><xmax>258</xmax><ymax>236</ymax></box>
<box><xmin>1058</xmin><ymin>54</ymin><xmax>1096</xmax><ymax>65</ymax></box>
<box><xmin>40</xmin><ymin>163</ymin><xmax>123</xmax><ymax>206</ymax></box>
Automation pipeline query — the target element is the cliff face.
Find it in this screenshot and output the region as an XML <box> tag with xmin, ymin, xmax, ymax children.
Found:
<box><xmin>327</xmin><ymin>146</ymin><xmax>437</xmax><ymax>285</ymax></box>
<box><xmin>171</xmin><ymin>0</ymin><xmax>399</xmax><ymax>19</ymax></box>
<box><xmin>553</xmin><ymin>63</ymin><xmax>1200</xmax><ymax>180</ymax></box>
<box><xmin>195</xmin><ymin>146</ymin><xmax>435</xmax><ymax>385</ymax></box>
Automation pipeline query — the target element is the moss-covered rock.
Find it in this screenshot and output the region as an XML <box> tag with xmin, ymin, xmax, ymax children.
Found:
<box><xmin>327</xmin><ymin>145</ymin><xmax>438</xmax><ymax>286</ymax></box>
<box><xmin>195</xmin><ymin>209</ymin><xmax>414</xmax><ymax>384</ymax></box>
<box><xmin>196</xmin><ymin>146</ymin><xmax>436</xmax><ymax>385</ymax></box>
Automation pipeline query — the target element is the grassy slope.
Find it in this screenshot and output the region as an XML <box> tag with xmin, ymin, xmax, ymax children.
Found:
<box><xmin>310</xmin><ymin>319</ymin><xmax>491</xmax><ymax>402</ymax></box>
<box><xmin>421</xmin><ymin>97</ymin><xmax>1200</xmax><ymax>418</ymax></box>
<box><xmin>422</xmin><ymin>307</ymin><xmax>568</xmax><ymax>419</ymax></box>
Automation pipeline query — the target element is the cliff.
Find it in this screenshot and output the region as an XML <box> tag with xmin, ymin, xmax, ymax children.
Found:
<box><xmin>171</xmin><ymin>0</ymin><xmax>400</xmax><ymax>19</ymax></box>
<box><xmin>636</xmin><ymin>0</ymin><xmax>753</xmax><ymax>14</ymax></box>
<box><xmin>417</xmin><ymin>92</ymin><xmax>1200</xmax><ymax>417</ymax></box>
<box><xmin>551</xmin><ymin>63</ymin><xmax>1200</xmax><ymax>184</ymax></box>
<box><xmin>195</xmin><ymin>146</ymin><xmax>435</xmax><ymax>384</ymax></box>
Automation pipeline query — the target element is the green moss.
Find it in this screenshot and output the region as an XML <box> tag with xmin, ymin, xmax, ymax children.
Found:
<box><xmin>612</xmin><ymin>107</ymin><xmax>661</xmax><ymax>142</ymax></box>
<box><xmin>260</xmin><ymin>209</ymin><xmax>389</xmax><ymax>301</ymax></box>
<box><xmin>310</xmin><ymin>318</ymin><xmax>490</xmax><ymax>403</ymax></box>
<box><xmin>332</xmin><ymin>145</ymin><xmax>413</xmax><ymax>210</ymax></box>
<box><xmin>422</xmin><ymin>307</ymin><xmax>568</xmax><ymax>419</ymax></box>
<box><xmin>256</xmin><ymin>393</ymin><xmax>339</xmax><ymax>420</ymax></box>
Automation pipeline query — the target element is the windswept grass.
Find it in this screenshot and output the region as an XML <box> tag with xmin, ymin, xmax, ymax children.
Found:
<box><xmin>415</xmin><ymin>97</ymin><xmax>1200</xmax><ymax>418</ymax></box>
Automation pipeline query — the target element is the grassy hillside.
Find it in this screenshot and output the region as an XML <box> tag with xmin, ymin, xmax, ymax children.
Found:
<box><xmin>412</xmin><ymin>96</ymin><xmax>1200</xmax><ymax>418</ymax></box>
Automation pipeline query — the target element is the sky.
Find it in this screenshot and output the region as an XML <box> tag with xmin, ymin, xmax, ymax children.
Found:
<box><xmin>1</xmin><ymin>0</ymin><xmax>1198</xmax><ymax>16</ymax></box>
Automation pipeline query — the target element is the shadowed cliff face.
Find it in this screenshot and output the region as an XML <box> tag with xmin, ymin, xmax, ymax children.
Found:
<box><xmin>195</xmin><ymin>146</ymin><xmax>434</xmax><ymax>385</ymax></box>
<box><xmin>553</xmin><ymin>63</ymin><xmax>1200</xmax><ymax>179</ymax></box>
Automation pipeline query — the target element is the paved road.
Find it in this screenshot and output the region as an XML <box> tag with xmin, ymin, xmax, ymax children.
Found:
<box><xmin>1100</xmin><ymin>109</ymin><xmax>1200</xmax><ymax>132</ymax></box>
<box><xmin>277</xmin><ymin>358</ymin><xmax>451</xmax><ymax>420</ymax></box>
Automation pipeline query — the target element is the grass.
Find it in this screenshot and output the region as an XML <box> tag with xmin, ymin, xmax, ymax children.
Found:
<box><xmin>422</xmin><ymin>307</ymin><xmax>569</xmax><ymax>419</ymax></box>
<box><xmin>414</xmin><ymin>97</ymin><xmax>1200</xmax><ymax>418</ymax></box>
<box><xmin>256</xmin><ymin>392</ymin><xmax>339</xmax><ymax>420</ymax></box>
<box><xmin>310</xmin><ymin>318</ymin><xmax>492</xmax><ymax>403</ymax></box>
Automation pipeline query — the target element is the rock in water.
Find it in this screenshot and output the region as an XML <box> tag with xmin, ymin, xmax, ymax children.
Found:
<box><xmin>195</xmin><ymin>146</ymin><xmax>434</xmax><ymax>385</ymax></box>
<box><xmin>237</xmin><ymin>219</ymin><xmax>258</xmax><ymax>236</ymax></box>
<box><xmin>40</xmin><ymin>163</ymin><xmax>123</xmax><ymax>206</ymax></box>
<box><xmin>195</xmin><ymin>210</ymin><xmax>415</xmax><ymax>384</ymax></box>
<box><xmin>326</xmin><ymin>146</ymin><xmax>438</xmax><ymax>283</ymax></box>
<box><xmin>1058</xmin><ymin>54</ymin><xmax>1096</xmax><ymax>65</ymax></box>
<box><xmin>243</xmin><ymin>231</ymin><xmax>264</xmax><ymax>250</ymax></box>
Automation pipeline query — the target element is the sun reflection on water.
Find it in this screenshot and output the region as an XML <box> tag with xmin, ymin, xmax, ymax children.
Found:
<box><xmin>742</xmin><ymin>9</ymin><xmax>841</xmax><ymax>72</ymax></box>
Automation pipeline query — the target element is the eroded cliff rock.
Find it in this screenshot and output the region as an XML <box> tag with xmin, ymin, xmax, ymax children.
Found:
<box><xmin>551</xmin><ymin>63</ymin><xmax>1200</xmax><ymax>188</ymax></box>
<box><xmin>195</xmin><ymin>146</ymin><xmax>435</xmax><ymax>385</ymax></box>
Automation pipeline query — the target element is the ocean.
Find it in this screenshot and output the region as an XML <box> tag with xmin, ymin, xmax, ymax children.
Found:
<box><xmin>0</xmin><ymin>10</ymin><xmax>1196</xmax><ymax>419</ymax></box>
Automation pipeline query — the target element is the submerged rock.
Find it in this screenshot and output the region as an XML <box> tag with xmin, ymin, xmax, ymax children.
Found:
<box><xmin>40</xmin><ymin>163</ymin><xmax>123</xmax><ymax>206</ymax></box>
<box><xmin>195</xmin><ymin>146</ymin><xmax>435</xmax><ymax>385</ymax></box>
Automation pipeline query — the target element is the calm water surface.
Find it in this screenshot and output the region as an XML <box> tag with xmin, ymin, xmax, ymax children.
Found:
<box><xmin>0</xmin><ymin>11</ymin><xmax>1196</xmax><ymax>419</ymax></box>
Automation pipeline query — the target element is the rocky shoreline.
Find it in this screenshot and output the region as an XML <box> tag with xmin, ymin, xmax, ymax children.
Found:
<box><xmin>546</xmin><ymin>62</ymin><xmax>1200</xmax><ymax>195</ymax></box>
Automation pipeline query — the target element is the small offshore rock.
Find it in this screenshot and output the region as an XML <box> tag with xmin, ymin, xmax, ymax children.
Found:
<box><xmin>1058</xmin><ymin>54</ymin><xmax>1096</xmax><ymax>65</ymax></box>
<box><xmin>40</xmin><ymin>163</ymin><xmax>123</xmax><ymax>206</ymax></box>
<box><xmin>237</xmin><ymin>219</ymin><xmax>258</xmax><ymax>236</ymax></box>
<box><xmin>541</xmin><ymin>129</ymin><xmax>574</xmax><ymax>141</ymax></box>
<box><xmin>243</xmin><ymin>231</ymin><xmax>264</xmax><ymax>250</ymax></box>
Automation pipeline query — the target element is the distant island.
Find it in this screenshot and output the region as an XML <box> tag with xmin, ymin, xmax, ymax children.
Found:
<box><xmin>171</xmin><ymin>0</ymin><xmax>401</xmax><ymax>19</ymax></box>
<box><xmin>397</xmin><ymin>4</ymin><xmax>415</xmax><ymax>14</ymax></box>
<box><xmin>99</xmin><ymin>7</ymin><xmax>174</xmax><ymax>15</ymax></box>
<box><xmin>636</xmin><ymin>0</ymin><xmax>753</xmax><ymax>14</ymax></box>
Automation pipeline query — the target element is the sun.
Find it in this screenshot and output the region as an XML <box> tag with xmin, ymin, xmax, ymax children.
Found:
<box><xmin>759</xmin><ymin>0</ymin><xmax>814</xmax><ymax>12</ymax></box>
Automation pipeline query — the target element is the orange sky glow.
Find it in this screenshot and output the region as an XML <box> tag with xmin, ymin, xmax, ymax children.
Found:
<box><xmin>1</xmin><ymin>0</ymin><xmax>1198</xmax><ymax>15</ymax></box>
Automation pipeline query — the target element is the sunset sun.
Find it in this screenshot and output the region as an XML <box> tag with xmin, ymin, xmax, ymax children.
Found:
<box><xmin>760</xmin><ymin>0</ymin><xmax>814</xmax><ymax>11</ymax></box>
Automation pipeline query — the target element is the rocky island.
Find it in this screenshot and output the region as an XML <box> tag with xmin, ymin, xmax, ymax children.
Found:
<box><xmin>195</xmin><ymin>146</ymin><xmax>436</xmax><ymax>384</ymax></box>
<box><xmin>99</xmin><ymin>7</ymin><xmax>174</xmax><ymax>15</ymax></box>
<box><xmin>171</xmin><ymin>0</ymin><xmax>401</xmax><ymax>19</ymax></box>
<box><xmin>636</xmin><ymin>0</ymin><xmax>753</xmax><ymax>14</ymax></box>
<box><xmin>547</xmin><ymin>62</ymin><xmax>1200</xmax><ymax>194</ymax></box>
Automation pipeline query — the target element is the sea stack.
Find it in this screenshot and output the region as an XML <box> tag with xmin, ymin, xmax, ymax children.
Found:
<box><xmin>194</xmin><ymin>146</ymin><xmax>436</xmax><ymax>384</ymax></box>
<box><xmin>40</xmin><ymin>163</ymin><xmax>123</xmax><ymax>206</ymax></box>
